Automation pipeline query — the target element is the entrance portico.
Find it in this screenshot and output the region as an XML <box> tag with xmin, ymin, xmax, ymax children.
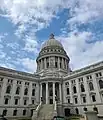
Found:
<box><xmin>40</xmin><ymin>82</ymin><xmax>62</xmax><ymax>104</ymax></box>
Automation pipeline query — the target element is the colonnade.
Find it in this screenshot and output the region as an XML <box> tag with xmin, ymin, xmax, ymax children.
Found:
<box><xmin>37</xmin><ymin>57</ymin><xmax>68</xmax><ymax>71</ymax></box>
<box><xmin>40</xmin><ymin>82</ymin><xmax>62</xmax><ymax>104</ymax></box>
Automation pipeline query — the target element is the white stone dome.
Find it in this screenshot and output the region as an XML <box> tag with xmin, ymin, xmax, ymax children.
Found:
<box><xmin>41</xmin><ymin>34</ymin><xmax>63</xmax><ymax>49</ymax></box>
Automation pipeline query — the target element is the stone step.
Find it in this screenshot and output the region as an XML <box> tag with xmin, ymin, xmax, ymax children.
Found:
<box><xmin>37</xmin><ymin>104</ymin><xmax>54</xmax><ymax>120</ymax></box>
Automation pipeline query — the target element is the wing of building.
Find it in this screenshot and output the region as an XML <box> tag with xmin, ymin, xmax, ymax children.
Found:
<box><xmin>0</xmin><ymin>34</ymin><xmax>103</xmax><ymax>119</ymax></box>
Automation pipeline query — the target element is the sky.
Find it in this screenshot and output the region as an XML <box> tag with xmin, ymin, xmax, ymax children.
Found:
<box><xmin>0</xmin><ymin>0</ymin><xmax>103</xmax><ymax>73</ymax></box>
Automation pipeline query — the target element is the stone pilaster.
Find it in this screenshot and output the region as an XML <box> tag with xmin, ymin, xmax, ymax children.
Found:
<box><xmin>29</xmin><ymin>82</ymin><xmax>32</xmax><ymax>104</ymax></box>
<box><xmin>0</xmin><ymin>78</ymin><xmax>8</xmax><ymax>105</ymax></box>
<box><xmin>20</xmin><ymin>81</ymin><xmax>25</xmax><ymax>105</ymax></box>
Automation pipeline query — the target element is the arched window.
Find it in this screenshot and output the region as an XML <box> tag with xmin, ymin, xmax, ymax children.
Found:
<box><xmin>24</xmin><ymin>88</ymin><xmax>28</xmax><ymax>95</ymax></box>
<box><xmin>93</xmin><ymin>107</ymin><xmax>98</xmax><ymax>113</ymax></box>
<box><xmin>89</xmin><ymin>82</ymin><xmax>94</xmax><ymax>91</ymax></box>
<box><xmin>6</xmin><ymin>85</ymin><xmax>11</xmax><ymax>94</ymax></box>
<box><xmin>2</xmin><ymin>110</ymin><xmax>7</xmax><ymax>116</ymax></box>
<box><xmin>16</xmin><ymin>87</ymin><xmax>20</xmax><ymax>94</ymax></box>
<box><xmin>84</xmin><ymin>107</ymin><xmax>87</xmax><ymax>111</ymax></box>
<box><xmin>32</xmin><ymin>89</ymin><xmax>35</xmax><ymax>96</ymax></box>
<box><xmin>67</xmin><ymin>88</ymin><xmax>69</xmax><ymax>95</ymax></box>
<box><xmin>81</xmin><ymin>84</ymin><xmax>85</xmax><ymax>92</ymax></box>
<box><xmin>99</xmin><ymin>80</ymin><xmax>103</xmax><ymax>89</ymax></box>
<box><xmin>73</xmin><ymin>86</ymin><xmax>77</xmax><ymax>94</ymax></box>
<box><xmin>75</xmin><ymin>108</ymin><xmax>79</xmax><ymax>114</ymax></box>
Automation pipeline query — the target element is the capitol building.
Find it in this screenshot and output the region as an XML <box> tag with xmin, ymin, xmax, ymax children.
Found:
<box><xmin>0</xmin><ymin>34</ymin><xmax>103</xmax><ymax>119</ymax></box>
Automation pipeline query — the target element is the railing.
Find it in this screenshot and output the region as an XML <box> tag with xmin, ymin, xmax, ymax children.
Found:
<box><xmin>32</xmin><ymin>102</ymin><xmax>42</xmax><ymax>120</ymax></box>
<box><xmin>53</xmin><ymin>100</ymin><xmax>57</xmax><ymax>117</ymax></box>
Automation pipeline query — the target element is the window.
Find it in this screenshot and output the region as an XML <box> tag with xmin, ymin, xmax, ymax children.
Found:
<box><xmin>8</xmin><ymin>79</ymin><xmax>13</xmax><ymax>83</ymax></box>
<box><xmin>24</xmin><ymin>88</ymin><xmax>28</xmax><ymax>95</ymax></box>
<box><xmin>24</xmin><ymin>100</ymin><xmax>27</xmax><ymax>105</ymax></box>
<box><xmin>75</xmin><ymin>108</ymin><xmax>79</xmax><ymax>114</ymax></box>
<box><xmin>86</xmin><ymin>75</ymin><xmax>92</xmax><ymax>80</ymax></box>
<box><xmin>84</xmin><ymin>107</ymin><xmax>87</xmax><ymax>111</ymax></box>
<box><xmin>6</xmin><ymin>85</ymin><xmax>11</xmax><ymax>94</ymax></box>
<box><xmin>55</xmin><ymin>62</ymin><xmax>58</xmax><ymax>68</ymax></box>
<box><xmin>5</xmin><ymin>98</ymin><xmax>9</xmax><ymax>104</ymax></box>
<box><xmin>67</xmin><ymin>88</ymin><xmax>69</xmax><ymax>95</ymax></box>
<box><xmin>93</xmin><ymin>107</ymin><xmax>98</xmax><ymax>113</ymax></box>
<box><xmin>0</xmin><ymin>77</ymin><xmax>3</xmax><ymax>81</ymax></box>
<box><xmin>92</xmin><ymin>95</ymin><xmax>96</xmax><ymax>102</ymax></box>
<box><xmin>73</xmin><ymin>86</ymin><xmax>77</xmax><ymax>94</ymax></box>
<box><xmin>23</xmin><ymin>110</ymin><xmax>26</xmax><ymax>116</ymax></box>
<box><xmin>25</xmin><ymin>82</ymin><xmax>29</xmax><ymax>86</ymax></box>
<box><xmin>81</xmin><ymin>84</ymin><xmax>85</xmax><ymax>92</ymax></box>
<box><xmin>99</xmin><ymin>80</ymin><xmax>103</xmax><ymax>89</ymax></box>
<box><xmin>32</xmin><ymin>89</ymin><xmax>35</xmax><ymax>96</ymax></box>
<box><xmin>17</xmin><ymin>81</ymin><xmax>21</xmax><ymax>84</ymax></box>
<box><xmin>74</xmin><ymin>98</ymin><xmax>78</xmax><ymax>104</ymax></box>
<box><xmin>13</xmin><ymin>110</ymin><xmax>17</xmax><ymax>116</ymax></box>
<box><xmin>89</xmin><ymin>82</ymin><xmax>94</xmax><ymax>91</ymax></box>
<box><xmin>82</xmin><ymin>96</ymin><xmax>86</xmax><ymax>103</ymax></box>
<box><xmin>96</xmin><ymin>72</ymin><xmax>102</xmax><ymax>77</ymax></box>
<box><xmin>60</xmin><ymin>62</ymin><xmax>62</xmax><ymax>68</ymax></box>
<box><xmin>65</xmin><ymin>82</ymin><xmax>69</xmax><ymax>86</ymax></box>
<box><xmin>32</xmin><ymin>100</ymin><xmax>34</xmax><ymax>104</ymax></box>
<box><xmin>16</xmin><ymin>87</ymin><xmax>20</xmax><ymax>94</ymax></box>
<box><xmin>68</xmin><ymin>99</ymin><xmax>70</xmax><ymax>103</ymax></box>
<box><xmin>78</xmin><ymin>77</ymin><xmax>83</xmax><ymax>82</ymax></box>
<box><xmin>47</xmin><ymin>62</ymin><xmax>49</xmax><ymax>68</ymax></box>
<box><xmin>2</xmin><ymin>110</ymin><xmax>7</xmax><ymax>116</ymax></box>
<box><xmin>15</xmin><ymin>99</ymin><xmax>18</xmax><ymax>105</ymax></box>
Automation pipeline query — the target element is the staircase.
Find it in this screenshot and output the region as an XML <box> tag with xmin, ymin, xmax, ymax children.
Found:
<box><xmin>37</xmin><ymin>104</ymin><xmax>54</xmax><ymax>120</ymax></box>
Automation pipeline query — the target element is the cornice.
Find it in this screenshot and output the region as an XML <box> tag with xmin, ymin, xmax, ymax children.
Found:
<box><xmin>0</xmin><ymin>69</ymin><xmax>40</xmax><ymax>82</ymax></box>
<box><xmin>64</xmin><ymin>61</ymin><xmax>103</xmax><ymax>80</ymax></box>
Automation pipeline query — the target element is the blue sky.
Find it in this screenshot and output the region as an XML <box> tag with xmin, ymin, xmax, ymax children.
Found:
<box><xmin>0</xmin><ymin>0</ymin><xmax>103</xmax><ymax>73</ymax></box>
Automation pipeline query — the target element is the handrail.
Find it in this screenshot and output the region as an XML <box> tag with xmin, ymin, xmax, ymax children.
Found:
<box><xmin>36</xmin><ymin>102</ymin><xmax>42</xmax><ymax>111</ymax></box>
<box><xmin>53</xmin><ymin>101</ymin><xmax>57</xmax><ymax>117</ymax></box>
<box><xmin>32</xmin><ymin>102</ymin><xmax>42</xmax><ymax>120</ymax></box>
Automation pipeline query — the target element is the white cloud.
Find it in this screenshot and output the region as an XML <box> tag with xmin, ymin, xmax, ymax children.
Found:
<box><xmin>23</xmin><ymin>32</ymin><xmax>39</xmax><ymax>53</ymax></box>
<box><xmin>0</xmin><ymin>0</ymin><xmax>103</xmax><ymax>72</ymax></box>
<box><xmin>58</xmin><ymin>31</ymin><xmax>103</xmax><ymax>70</ymax></box>
<box><xmin>68</xmin><ymin>0</ymin><xmax>103</xmax><ymax>29</ymax></box>
<box><xmin>18</xmin><ymin>58</ymin><xmax>37</xmax><ymax>73</ymax></box>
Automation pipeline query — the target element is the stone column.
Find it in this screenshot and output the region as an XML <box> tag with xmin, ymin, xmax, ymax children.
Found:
<box><xmin>53</xmin><ymin>82</ymin><xmax>55</xmax><ymax>104</ymax></box>
<box><xmin>46</xmin><ymin>82</ymin><xmax>48</xmax><ymax>104</ymax></box>
<box><xmin>40</xmin><ymin>83</ymin><xmax>42</xmax><ymax>102</ymax></box>
<box><xmin>58</xmin><ymin>57</ymin><xmax>60</xmax><ymax>69</ymax></box>
<box><xmin>65</xmin><ymin>59</ymin><xmax>67</xmax><ymax>69</ymax></box>
<box><xmin>62</xmin><ymin>58</ymin><xmax>64</xmax><ymax>69</ymax></box>
<box><xmin>44</xmin><ymin>58</ymin><xmax>46</xmax><ymax>69</ymax></box>
<box><xmin>59</xmin><ymin>83</ymin><xmax>62</xmax><ymax>103</ymax></box>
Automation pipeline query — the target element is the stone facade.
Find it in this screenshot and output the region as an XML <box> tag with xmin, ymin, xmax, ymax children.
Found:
<box><xmin>0</xmin><ymin>34</ymin><xmax>103</xmax><ymax>118</ymax></box>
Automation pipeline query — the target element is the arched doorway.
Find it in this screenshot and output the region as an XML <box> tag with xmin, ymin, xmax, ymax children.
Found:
<box><xmin>64</xmin><ymin>108</ymin><xmax>71</xmax><ymax>117</ymax></box>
